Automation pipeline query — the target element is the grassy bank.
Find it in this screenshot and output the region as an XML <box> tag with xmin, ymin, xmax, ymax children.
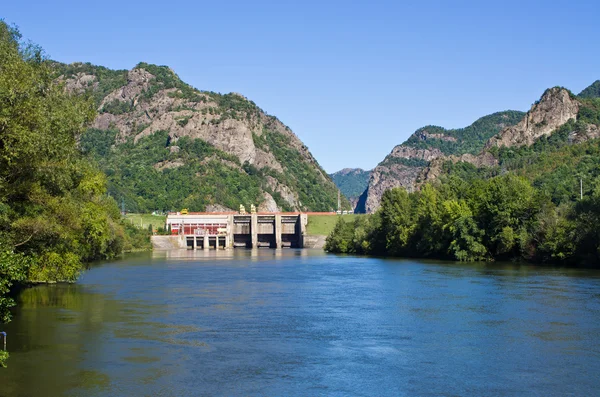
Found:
<box><xmin>125</xmin><ymin>213</ymin><xmax>166</xmax><ymax>231</ymax></box>
<box><xmin>306</xmin><ymin>214</ymin><xmax>363</xmax><ymax>235</ymax></box>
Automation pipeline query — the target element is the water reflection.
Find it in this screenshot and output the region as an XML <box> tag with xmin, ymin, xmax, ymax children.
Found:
<box><xmin>1</xmin><ymin>253</ymin><xmax>600</xmax><ymax>396</ymax></box>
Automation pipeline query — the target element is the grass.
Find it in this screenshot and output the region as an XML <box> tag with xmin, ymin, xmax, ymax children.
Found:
<box><xmin>306</xmin><ymin>214</ymin><xmax>363</xmax><ymax>236</ymax></box>
<box><xmin>125</xmin><ymin>213</ymin><xmax>166</xmax><ymax>230</ymax></box>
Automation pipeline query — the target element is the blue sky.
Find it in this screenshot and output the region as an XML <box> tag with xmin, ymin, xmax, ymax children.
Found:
<box><xmin>3</xmin><ymin>0</ymin><xmax>599</xmax><ymax>172</ymax></box>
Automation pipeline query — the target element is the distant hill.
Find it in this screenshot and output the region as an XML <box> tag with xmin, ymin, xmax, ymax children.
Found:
<box><xmin>579</xmin><ymin>80</ymin><xmax>600</xmax><ymax>99</ymax></box>
<box><xmin>329</xmin><ymin>168</ymin><xmax>371</xmax><ymax>199</ymax></box>
<box><xmin>55</xmin><ymin>62</ymin><xmax>351</xmax><ymax>213</ymax></box>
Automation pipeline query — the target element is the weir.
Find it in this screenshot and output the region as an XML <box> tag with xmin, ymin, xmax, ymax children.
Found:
<box><xmin>165</xmin><ymin>213</ymin><xmax>307</xmax><ymax>249</ymax></box>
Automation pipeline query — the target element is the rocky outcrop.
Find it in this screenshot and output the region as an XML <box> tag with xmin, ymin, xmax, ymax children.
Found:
<box><xmin>570</xmin><ymin>123</ymin><xmax>600</xmax><ymax>143</ymax></box>
<box><xmin>61</xmin><ymin>72</ymin><xmax>98</xmax><ymax>94</ymax></box>
<box><xmin>257</xmin><ymin>192</ymin><xmax>280</xmax><ymax>212</ymax></box>
<box><xmin>415</xmin><ymin>130</ymin><xmax>457</xmax><ymax>142</ymax></box>
<box><xmin>361</xmin><ymin>146</ymin><xmax>444</xmax><ymax>213</ymax></box>
<box><xmin>265</xmin><ymin>176</ymin><xmax>300</xmax><ymax>209</ymax></box>
<box><xmin>486</xmin><ymin>88</ymin><xmax>579</xmax><ymax>149</ymax></box>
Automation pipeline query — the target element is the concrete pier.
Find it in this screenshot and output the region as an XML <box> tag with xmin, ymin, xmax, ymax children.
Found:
<box><xmin>166</xmin><ymin>212</ymin><xmax>307</xmax><ymax>250</ymax></box>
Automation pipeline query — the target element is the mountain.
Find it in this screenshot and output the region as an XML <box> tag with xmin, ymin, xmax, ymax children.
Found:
<box><xmin>357</xmin><ymin>111</ymin><xmax>524</xmax><ymax>213</ymax></box>
<box><xmin>55</xmin><ymin>62</ymin><xmax>349</xmax><ymax>213</ymax></box>
<box><xmin>329</xmin><ymin>168</ymin><xmax>371</xmax><ymax>209</ymax></box>
<box><xmin>327</xmin><ymin>84</ymin><xmax>600</xmax><ymax>265</ymax></box>
<box><xmin>358</xmin><ymin>84</ymin><xmax>600</xmax><ymax>214</ymax></box>
<box><xmin>578</xmin><ymin>80</ymin><xmax>600</xmax><ymax>99</ymax></box>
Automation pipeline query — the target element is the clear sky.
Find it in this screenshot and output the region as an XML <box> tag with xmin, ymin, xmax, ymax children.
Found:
<box><xmin>3</xmin><ymin>0</ymin><xmax>599</xmax><ymax>172</ymax></box>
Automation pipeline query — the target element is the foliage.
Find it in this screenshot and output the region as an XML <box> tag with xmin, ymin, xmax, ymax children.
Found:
<box><xmin>326</xmin><ymin>173</ymin><xmax>600</xmax><ymax>266</ymax></box>
<box><xmin>329</xmin><ymin>169</ymin><xmax>371</xmax><ymax>199</ymax></box>
<box><xmin>380</xmin><ymin>156</ymin><xmax>429</xmax><ymax>168</ymax></box>
<box><xmin>100</xmin><ymin>99</ymin><xmax>133</xmax><ymax>115</ymax></box>
<box><xmin>82</xmin><ymin>129</ymin><xmax>265</xmax><ymax>212</ymax></box>
<box><xmin>52</xmin><ymin>62</ymin><xmax>128</xmax><ymax>105</ymax></box>
<box><xmin>404</xmin><ymin>111</ymin><xmax>525</xmax><ymax>155</ymax></box>
<box><xmin>0</xmin><ymin>21</ymin><xmax>144</xmax><ymax>335</ymax></box>
<box><xmin>578</xmin><ymin>80</ymin><xmax>600</xmax><ymax>99</ymax></box>
<box><xmin>59</xmin><ymin>58</ymin><xmax>344</xmax><ymax>213</ymax></box>
<box><xmin>259</xmin><ymin>128</ymin><xmax>348</xmax><ymax>211</ymax></box>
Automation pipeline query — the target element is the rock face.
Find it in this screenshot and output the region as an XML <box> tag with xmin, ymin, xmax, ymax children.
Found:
<box><xmin>58</xmin><ymin>62</ymin><xmax>344</xmax><ymax>212</ymax></box>
<box><xmin>357</xmin><ymin>110</ymin><xmax>525</xmax><ymax>213</ymax></box>
<box><xmin>486</xmin><ymin>88</ymin><xmax>579</xmax><ymax>149</ymax></box>
<box><xmin>360</xmin><ymin>147</ymin><xmax>443</xmax><ymax>213</ymax></box>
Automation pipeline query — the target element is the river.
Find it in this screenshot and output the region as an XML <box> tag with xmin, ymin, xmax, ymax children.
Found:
<box><xmin>1</xmin><ymin>250</ymin><xmax>599</xmax><ymax>396</ymax></box>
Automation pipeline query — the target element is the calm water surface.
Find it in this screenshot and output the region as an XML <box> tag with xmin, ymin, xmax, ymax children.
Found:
<box><xmin>1</xmin><ymin>250</ymin><xmax>600</xmax><ymax>396</ymax></box>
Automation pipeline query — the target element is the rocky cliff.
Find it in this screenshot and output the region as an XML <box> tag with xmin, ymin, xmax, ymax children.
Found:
<box><xmin>357</xmin><ymin>111</ymin><xmax>523</xmax><ymax>213</ymax></box>
<box><xmin>57</xmin><ymin>62</ymin><xmax>347</xmax><ymax>212</ymax></box>
<box><xmin>485</xmin><ymin>88</ymin><xmax>579</xmax><ymax>149</ymax></box>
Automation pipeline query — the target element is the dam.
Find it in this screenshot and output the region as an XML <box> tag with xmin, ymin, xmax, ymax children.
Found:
<box><xmin>165</xmin><ymin>212</ymin><xmax>308</xmax><ymax>249</ymax></box>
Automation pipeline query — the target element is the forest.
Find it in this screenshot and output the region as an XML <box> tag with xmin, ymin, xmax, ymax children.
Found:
<box><xmin>0</xmin><ymin>22</ymin><xmax>149</xmax><ymax>366</ymax></box>
<box><xmin>326</xmin><ymin>173</ymin><xmax>600</xmax><ymax>266</ymax></box>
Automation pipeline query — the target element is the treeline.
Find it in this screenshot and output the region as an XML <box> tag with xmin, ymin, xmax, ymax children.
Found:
<box><xmin>0</xmin><ymin>21</ymin><xmax>149</xmax><ymax>364</ymax></box>
<box><xmin>325</xmin><ymin>174</ymin><xmax>600</xmax><ymax>266</ymax></box>
<box><xmin>403</xmin><ymin>111</ymin><xmax>525</xmax><ymax>155</ymax></box>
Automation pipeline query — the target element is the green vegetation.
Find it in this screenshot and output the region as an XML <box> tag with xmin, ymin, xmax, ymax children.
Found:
<box><xmin>52</xmin><ymin>62</ymin><xmax>128</xmax><ymax>105</ymax></box>
<box><xmin>82</xmin><ymin>129</ymin><xmax>265</xmax><ymax>213</ymax></box>
<box><xmin>326</xmin><ymin>175</ymin><xmax>600</xmax><ymax>266</ymax></box>
<box><xmin>330</xmin><ymin>169</ymin><xmax>371</xmax><ymax>199</ymax></box>
<box><xmin>307</xmin><ymin>214</ymin><xmax>362</xmax><ymax>235</ymax></box>
<box><xmin>0</xmin><ymin>22</ymin><xmax>149</xmax><ymax>366</ymax></box>
<box><xmin>257</xmin><ymin>128</ymin><xmax>348</xmax><ymax>211</ymax></box>
<box><xmin>82</xmin><ymin>125</ymin><xmax>348</xmax><ymax>213</ymax></box>
<box><xmin>62</xmin><ymin>57</ymin><xmax>345</xmax><ymax>214</ymax></box>
<box><xmin>404</xmin><ymin>111</ymin><xmax>525</xmax><ymax>155</ymax></box>
<box><xmin>100</xmin><ymin>99</ymin><xmax>134</xmax><ymax>115</ymax></box>
<box><xmin>578</xmin><ymin>80</ymin><xmax>600</xmax><ymax>99</ymax></box>
<box><xmin>327</xmin><ymin>101</ymin><xmax>600</xmax><ymax>266</ymax></box>
<box><xmin>125</xmin><ymin>213</ymin><xmax>166</xmax><ymax>231</ymax></box>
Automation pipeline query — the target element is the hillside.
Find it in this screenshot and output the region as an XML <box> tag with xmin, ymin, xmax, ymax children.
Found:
<box><xmin>55</xmin><ymin>62</ymin><xmax>349</xmax><ymax>213</ymax></box>
<box><xmin>357</xmin><ymin>84</ymin><xmax>600</xmax><ymax>214</ymax></box>
<box><xmin>329</xmin><ymin>168</ymin><xmax>371</xmax><ymax>209</ymax></box>
<box><xmin>327</xmin><ymin>84</ymin><xmax>600</xmax><ymax>266</ymax></box>
<box><xmin>357</xmin><ymin>111</ymin><xmax>524</xmax><ymax>213</ymax></box>
<box><xmin>578</xmin><ymin>80</ymin><xmax>600</xmax><ymax>99</ymax></box>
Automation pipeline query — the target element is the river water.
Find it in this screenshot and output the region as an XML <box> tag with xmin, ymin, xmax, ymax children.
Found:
<box><xmin>1</xmin><ymin>250</ymin><xmax>600</xmax><ymax>396</ymax></box>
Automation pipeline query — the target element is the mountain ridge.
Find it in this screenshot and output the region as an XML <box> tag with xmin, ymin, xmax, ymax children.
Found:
<box><xmin>358</xmin><ymin>83</ymin><xmax>600</xmax><ymax>214</ymax></box>
<box><xmin>358</xmin><ymin>110</ymin><xmax>524</xmax><ymax>213</ymax></box>
<box><xmin>56</xmin><ymin>61</ymin><xmax>351</xmax><ymax>213</ymax></box>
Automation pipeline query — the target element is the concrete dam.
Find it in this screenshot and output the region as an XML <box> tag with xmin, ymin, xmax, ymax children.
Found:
<box><xmin>165</xmin><ymin>212</ymin><xmax>308</xmax><ymax>249</ymax></box>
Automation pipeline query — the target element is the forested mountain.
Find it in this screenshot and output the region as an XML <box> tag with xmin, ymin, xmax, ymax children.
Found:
<box><xmin>327</xmin><ymin>84</ymin><xmax>600</xmax><ymax>266</ymax></box>
<box><xmin>357</xmin><ymin>110</ymin><xmax>524</xmax><ymax>213</ymax></box>
<box><xmin>329</xmin><ymin>168</ymin><xmax>371</xmax><ymax>208</ymax></box>
<box><xmin>578</xmin><ymin>80</ymin><xmax>600</xmax><ymax>99</ymax></box>
<box><xmin>55</xmin><ymin>62</ymin><xmax>349</xmax><ymax>213</ymax></box>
